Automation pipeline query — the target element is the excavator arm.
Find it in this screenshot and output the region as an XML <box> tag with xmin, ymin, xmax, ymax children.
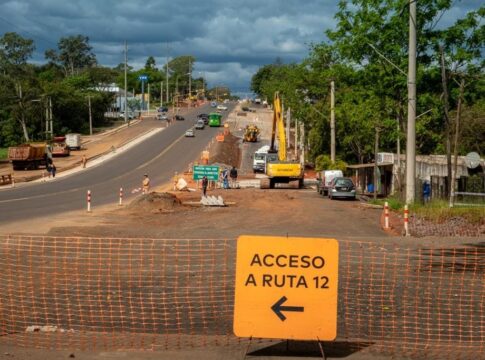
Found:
<box><xmin>269</xmin><ymin>92</ymin><xmax>286</xmax><ymax>161</ymax></box>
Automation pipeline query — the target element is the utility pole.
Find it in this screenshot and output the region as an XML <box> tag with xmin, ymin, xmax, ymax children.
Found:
<box><xmin>48</xmin><ymin>96</ymin><xmax>53</xmax><ymax>138</ymax></box>
<box><xmin>88</xmin><ymin>95</ymin><xmax>92</xmax><ymax>136</ymax></box>
<box><xmin>330</xmin><ymin>80</ymin><xmax>336</xmax><ymax>163</ymax></box>
<box><xmin>188</xmin><ymin>60</ymin><xmax>192</xmax><ymax>104</ymax></box>
<box><xmin>294</xmin><ymin>118</ymin><xmax>298</xmax><ymax>158</ymax></box>
<box><xmin>124</xmin><ymin>41</ymin><xmax>128</xmax><ymax>124</ymax></box>
<box><xmin>405</xmin><ymin>0</ymin><xmax>417</xmax><ymax>204</ymax></box>
<box><xmin>147</xmin><ymin>83</ymin><xmax>150</xmax><ymax>112</ymax></box>
<box><xmin>286</xmin><ymin>107</ymin><xmax>291</xmax><ymax>150</ymax></box>
<box><xmin>160</xmin><ymin>81</ymin><xmax>163</xmax><ymax>107</ymax></box>
<box><xmin>165</xmin><ymin>44</ymin><xmax>170</xmax><ymax>104</ymax></box>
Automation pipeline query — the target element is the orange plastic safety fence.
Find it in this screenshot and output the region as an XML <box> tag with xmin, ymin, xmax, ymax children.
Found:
<box><xmin>0</xmin><ymin>235</ymin><xmax>483</xmax><ymax>359</ymax></box>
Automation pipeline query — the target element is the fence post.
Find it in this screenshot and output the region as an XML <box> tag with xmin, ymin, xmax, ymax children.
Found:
<box><xmin>384</xmin><ymin>201</ymin><xmax>390</xmax><ymax>229</ymax></box>
<box><xmin>119</xmin><ymin>187</ymin><xmax>123</xmax><ymax>206</ymax></box>
<box><xmin>404</xmin><ymin>204</ymin><xmax>409</xmax><ymax>236</ymax></box>
<box><xmin>87</xmin><ymin>190</ymin><xmax>91</xmax><ymax>212</ymax></box>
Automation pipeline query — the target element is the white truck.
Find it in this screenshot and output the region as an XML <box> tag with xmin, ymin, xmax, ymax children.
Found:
<box><xmin>252</xmin><ymin>145</ymin><xmax>277</xmax><ymax>173</ymax></box>
<box><xmin>65</xmin><ymin>133</ymin><xmax>81</xmax><ymax>150</ymax></box>
<box><xmin>317</xmin><ymin>170</ymin><xmax>343</xmax><ymax>196</ymax></box>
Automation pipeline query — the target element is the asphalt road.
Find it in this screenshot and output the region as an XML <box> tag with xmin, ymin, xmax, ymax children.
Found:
<box><xmin>0</xmin><ymin>103</ymin><xmax>236</xmax><ymax>225</ymax></box>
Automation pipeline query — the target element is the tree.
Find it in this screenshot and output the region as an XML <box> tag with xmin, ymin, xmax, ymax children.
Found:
<box><xmin>0</xmin><ymin>32</ymin><xmax>35</xmax><ymax>75</ymax></box>
<box><xmin>45</xmin><ymin>35</ymin><xmax>97</xmax><ymax>76</ymax></box>
<box><xmin>145</xmin><ymin>56</ymin><xmax>157</xmax><ymax>70</ymax></box>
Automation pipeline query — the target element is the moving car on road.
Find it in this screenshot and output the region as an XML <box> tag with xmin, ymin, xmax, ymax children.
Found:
<box><xmin>157</xmin><ymin>113</ymin><xmax>169</xmax><ymax>120</ymax></box>
<box><xmin>185</xmin><ymin>129</ymin><xmax>194</xmax><ymax>137</ymax></box>
<box><xmin>195</xmin><ymin>120</ymin><xmax>205</xmax><ymax>130</ymax></box>
<box><xmin>217</xmin><ymin>104</ymin><xmax>228</xmax><ymax>111</ymax></box>
<box><xmin>327</xmin><ymin>177</ymin><xmax>356</xmax><ymax>200</ymax></box>
<box><xmin>174</xmin><ymin>115</ymin><xmax>185</xmax><ymax>121</ymax></box>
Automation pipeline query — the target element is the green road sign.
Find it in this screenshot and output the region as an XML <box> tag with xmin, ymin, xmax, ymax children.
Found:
<box><xmin>193</xmin><ymin>165</ymin><xmax>220</xmax><ymax>180</ymax></box>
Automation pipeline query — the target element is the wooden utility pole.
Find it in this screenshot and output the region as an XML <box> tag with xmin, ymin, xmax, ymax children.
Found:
<box><xmin>294</xmin><ymin>119</ymin><xmax>298</xmax><ymax>158</ymax></box>
<box><xmin>160</xmin><ymin>81</ymin><xmax>163</xmax><ymax>107</ymax></box>
<box><xmin>286</xmin><ymin>107</ymin><xmax>291</xmax><ymax>150</ymax></box>
<box><xmin>330</xmin><ymin>80</ymin><xmax>336</xmax><ymax>163</ymax></box>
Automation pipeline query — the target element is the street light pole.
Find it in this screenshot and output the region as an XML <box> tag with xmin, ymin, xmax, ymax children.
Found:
<box><xmin>124</xmin><ymin>41</ymin><xmax>128</xmax><ymax>124</ymax></box>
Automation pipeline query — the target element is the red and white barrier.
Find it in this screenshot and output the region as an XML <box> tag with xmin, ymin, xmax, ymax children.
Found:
<box><xmin>87</xmin><ymin>190</ymin><xmax>91</xmax><ymax>212</ymax></box>
<box><xmin>404</xmin><ymin>204</ymin><xmax>409</xmax><ymax>236</ymax></box>
<box><xmin>119</xmin><ymin>187</ymin><xmax>123</xmax><ymax>206</ymax></box>
<box><xmin>384</xmin><ymin>201</ymin><xmax>389</xmax><ymax>229</ymax></box>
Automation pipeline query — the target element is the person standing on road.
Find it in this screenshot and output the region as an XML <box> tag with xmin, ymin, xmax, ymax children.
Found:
<box><xmin>82</xmin><ymin>155</ymin><xmax>87</xmax><ymax>168</ymax></box>
<box><xmin>142</xmin><ymin>174</ymin><xmax>150</xmax><ymax>194</ymax></box>
<box><xmin>222</xmin><ymin>168</ymin><xmax>229</xmax><ymax>189</ymax></box>
<box><xmin>202</xmin><ymin>176</ymin><xmax>208</xmax><ymax>197</ymax></box>
<box><xmin>230</xmin><ymin>166</ymin><xmax>238</xmax><ymax>188</ymax></box>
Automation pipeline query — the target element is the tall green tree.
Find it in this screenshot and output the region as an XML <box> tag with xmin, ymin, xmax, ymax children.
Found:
<box><xmin>45</xmin><ymin>35</ymin><xmax>97</xmax><ymax>76</ymax></box>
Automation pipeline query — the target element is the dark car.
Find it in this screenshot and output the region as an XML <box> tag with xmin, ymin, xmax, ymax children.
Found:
<box><xmin>158</xmin><ymin>106</ymin><xmax>168</xmax><ymax>113</ymax></box>
<box><xmin>327</xmin><ymin>177</ymin><xmax>356</xmax><ymax>200</ymax></box>
<box><xmin>197</xmin><ymin>113</ymin><xmax>208</xmax><ymax>119</ymax></box>
<box><xmin>174</xmin><ymin>115</ymin><xmax>185</xmax><ymax>121</ymax></box>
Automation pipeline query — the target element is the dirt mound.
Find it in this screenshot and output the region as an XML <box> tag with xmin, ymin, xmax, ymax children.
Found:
<box><xmin>209</xmin><ymin>132</ymin><xmax>241</xmax><ymax>168</ymax></box>
<box><xmin>127</xmin><ymin>192</ymin><xmax>183</xmax><ymax>214</ymax></box>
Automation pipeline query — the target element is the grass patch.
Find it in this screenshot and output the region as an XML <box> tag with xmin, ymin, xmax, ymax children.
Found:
<box><xmin>412</xmin><ymin>200</ymin><xmax>484</xmax><ymax>224</ymax></box>
<box><xmin>0</xmin><ymin>148</ymin><xmax>7</xmax><ymax>160</ymax></box>
<box><xmin>369</xmin><ymin>195</ymin><xmax>484</xmax><ymax>224</ymax></box>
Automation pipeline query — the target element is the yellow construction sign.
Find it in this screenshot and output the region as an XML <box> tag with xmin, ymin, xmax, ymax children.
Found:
<box><xmin>233</xmin><ymin>235</ymin><xmax>339</xmax><ymax>340</ymax></box>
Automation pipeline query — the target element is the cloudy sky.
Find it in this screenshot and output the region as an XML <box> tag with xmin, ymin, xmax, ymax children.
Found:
<box><xmin>0</xmin><ymin>0</ymin><xmax>480</xmax><ymax>95</ymax></box>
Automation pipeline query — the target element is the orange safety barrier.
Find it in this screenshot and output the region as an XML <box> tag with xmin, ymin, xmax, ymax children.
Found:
<box><xmin>0</xmin><ymin>235</ymin><xmax>483</xmax><ymax>358</ymax></box>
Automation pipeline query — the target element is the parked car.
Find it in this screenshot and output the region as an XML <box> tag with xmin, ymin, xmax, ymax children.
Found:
<box><xmin>157</xmin><ymin>113</ymin><xmax>169</xmax><ymax>120</ymax></box>
<box><xmin>327</xmin><ymin>177</ymin><xmax>356</xmax><ymax>200</ymax></box>
<box><xmin>195</xmin><ymin>120</ymin><xmax>205</xmax><ymax>129</ymax></box>
<box><xmin>174</xmin><ymin>115</ymin><xmax>185</xmax><ymax>121</ymax></box>
<box><xmin>185</xmin><ymin>129</ymin><xmax>194</xmax><ymax>137</ymax></box>
<box><xmin>158</xmin><ymin>106</ymin><xmax>168</xmax><ymax>113</ymax></box>
<box><xmin>317</xmin><ymin>170</ymin><xmax>344</xmax><ymax>196</ymax></box>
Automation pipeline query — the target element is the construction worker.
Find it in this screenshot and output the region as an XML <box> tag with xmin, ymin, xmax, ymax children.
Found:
<box><xmin>230</xmin><ymin>166</ymin><xmax>238</xmax><ymax>188</ymax></box>
<box><xmin>142</xmin><ymin>174</ymin><xmax>150</xmax><ymax>194</ymax></box>
<box><xmin>202</xmin><ymin>176</ymin><xmax>208</xmax><ymax>197</ymax></box>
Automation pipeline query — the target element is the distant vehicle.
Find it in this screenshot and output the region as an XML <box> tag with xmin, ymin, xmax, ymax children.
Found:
<box><xmin>317</xmin><ymin>170</ymin><xmax>344</xmax><ymax>196</ymax></box>
<box><xmin>51</xmin><ymin>136</ymin><xmax>70</xmax><ymax>157</ymax></box>
<box><xmin>254</xmin><ymin>98</ymin><xmax>261</xmax><ymax>104</ymax></box>
<box><xmin>174</xmin><ymin>115</ymin><xmax>185</xmax><ymax>121</ymax></box>
<box><xmin>119</xmin><ymin>112</ymin><xmax>134</xmax><ymax>119</ymax></box>
<box><xmin>184</xmin><ymin>129</ymin><xmax>195</xmax><ymax>137</ymax></box>
<box><xmin>242</xmin><ymin>106</ymin><xmax>250</xmax><ymax>112</ymax></box>
<box><xmin>208</xmin><ymin>113</ymin><xmax>222</xmax><ymax>127</ymax></box>
<box><xmin>158</xmin><ymin>106</ymin><xmax>168</xmax><ymax>112</ymax></box>
<box><xmin>8</xmin><ymin>143</ymin><xmax>52</xmax><ymax>170</ymax></box>
<box><xmin>157</xmin><ymin>113</ymin><xmax>169</xmax><ymax>120</ymax></box>
<box><xmin>197</xmin><ymin>113</ymin><xmax>208</xmax><ymax>119</ymax></box>
<box><xmin>65</xmin><ymin>133</ymin><xmax>81</xmax><ymax>150</ymax></box>
<box><xmin>210</xmin><ymin>101</ymin><xmax>217</xmax><ymax>107</ymax></box>
<box><xmin>223</xmin><ymin>99</ymin><xmax>229</xmax><ymax>104</ymax></box>
<box><xmin>195</xmin><ymin>120</ymin><xmax>205</xmax><ymax>129</ymax></box>
<box><xmin>217</xmin><ymin>105</ymin><xmax>228</xmax><ymax>110</ymax></box>
<box><xmin>327</xmin><ymin>177</ymin><xmax>356</xmax><ymax>200</ymax></box>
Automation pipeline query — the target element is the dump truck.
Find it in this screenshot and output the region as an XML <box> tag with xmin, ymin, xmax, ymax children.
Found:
<box><xmin>260</xmin><ymin>92</ymin><xmax>304</xmax><ymax>189</ymax></box>
<box><xmin>243</xmin><ymin>124</ymin><xmax>260</xmax><ymax>142</ymax></box>
<box><xmin>51</xmin><ymin>136</ymin><xmax>70</xmax><ymax>157</ymax></box>
<box><xmin>8</xmin><ymin>143</ymin><xmax>52</xmax><ymax>170</ymax></box>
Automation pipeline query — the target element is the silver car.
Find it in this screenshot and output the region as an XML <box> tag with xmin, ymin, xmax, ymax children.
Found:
<box><xmin>328</xmin><ymin>177</ymin><xmax>356</xmax><ymax>200</ymax></box>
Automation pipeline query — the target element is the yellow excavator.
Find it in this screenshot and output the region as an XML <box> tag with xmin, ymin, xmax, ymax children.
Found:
<box><xmin>260</xmin><ymin>92</ymin><xmax>304</xmax><ymax>189</ymax></box>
